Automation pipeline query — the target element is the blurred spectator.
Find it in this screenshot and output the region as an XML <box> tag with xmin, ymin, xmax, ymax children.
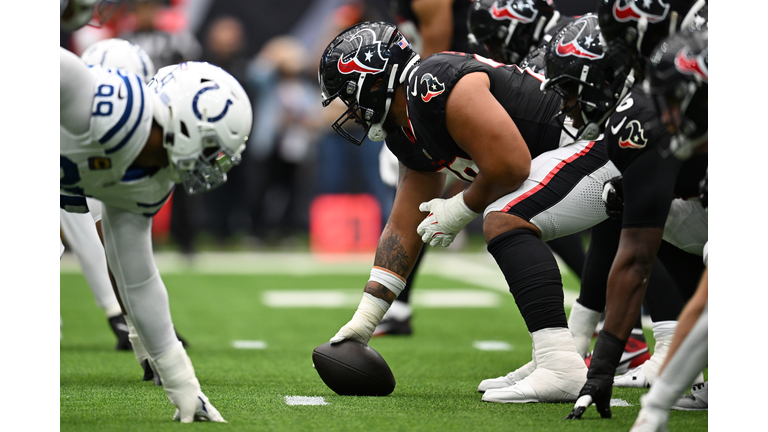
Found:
<box><xmin>199</xmin><ymin>15</ymin><xmax>255</xmax><ymax>244</ymax></box>
<box><xmin>119</xmin><ymin>0</ymin><xmax>202</xmax><ymax>68</ymax></box>
<box><xmin>246</xmin><ymin>36</ymin><xmax>324</xmax><ymax>243</ymax></box>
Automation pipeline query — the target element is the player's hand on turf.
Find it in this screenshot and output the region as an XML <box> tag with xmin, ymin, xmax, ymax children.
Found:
<box><xmin>417</xmin><ymin>192</ymin><xmax>479</xmax><ymax>247</ymax></box>
<box><xmin>330</xmin><ymin>294</ymin><xmax>388</xmax><ymax>345</ymax></box>
<box><xmin>171</xmin><ymin>390</ymin><xmax>226</xmax><ymax>423</ymax></box>
<box><xmin>564</xmin><ymin>377</ymin><xmax>613</xmax><ymax>419</ymax></box>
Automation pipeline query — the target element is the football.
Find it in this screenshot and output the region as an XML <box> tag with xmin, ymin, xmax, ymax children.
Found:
<box><xmin>312</xmin><ymin>339</ymin><xmax>396</xmax><ymax>396</ymax></box>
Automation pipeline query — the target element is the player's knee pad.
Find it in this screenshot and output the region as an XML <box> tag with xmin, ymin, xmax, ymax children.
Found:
<box><xmin>487</xmin><ymin>229</ymin><xmax>567</xmax><ymax>332</ymax></box>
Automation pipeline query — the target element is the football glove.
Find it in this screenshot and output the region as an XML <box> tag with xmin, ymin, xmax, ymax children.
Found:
<box><xmin>564</xmin><ymin>331</ymin><xmax>625</xmax><ymax>420</ymax></box>
<box><xmin>601</xmin><ymin>176</ymin><xmax>624</xmax><ymax>221</ymax></box>
<box><xmin>153</xmin><ymin>342</ymin><xmax>226</xmax><ymax>423</ymax></box>
<box><xmin>417</xmin><ymin>191</ymin><xmax>480</xmax><ymax>247</ymax></box>
<box><xmin>330</xmin><ymin>293</ymin><xmax>389</xmax><ymax>345</ymax></box>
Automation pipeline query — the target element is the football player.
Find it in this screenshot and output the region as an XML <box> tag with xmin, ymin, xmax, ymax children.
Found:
<box><xmin>630</xmin><ymin>24</ymin><xmax>708</xmax><ymax>431</ymax></box>
<box><xmin>60</xmin><ymin>38</ymin><xmax>157</xmax><ymax>351</ymax></box>
<box><xmin>318</xmin><ymin>20</ymin><xmax>636</xmax><ymax>403</ymax></box>
<box><xmin>60</xmin><ymin>36</ymin><xmax>252</xmax><ymax>421</ymax></box>
<box><xmin>375</xmin><ymin>0</ymin><xmax>493</xmax><ymax>338</ymax></box>
<box><xmin>560</xmin><ymin>0</ymin><xmax>708</xmax><ymax>420</ymax></box>
<box><xmin>465</xmin><ymin>0</ymin><xmax>659</xmax><ymax>370</ymax></box>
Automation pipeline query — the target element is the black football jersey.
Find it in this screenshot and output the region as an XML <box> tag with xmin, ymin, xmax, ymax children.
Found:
<box><xmin>385</xmin><ymin>52</ymin><xmax>563</xmax><ymax>181</ymax></box>
<box><xmin>603</xmin><ymin>88</ymin><xmax>708</xmax><ymax>229</ymax></box>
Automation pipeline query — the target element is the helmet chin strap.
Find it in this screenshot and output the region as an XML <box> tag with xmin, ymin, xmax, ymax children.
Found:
<box><xmin>367</xmin><ymin>64</ymin><xmax>398</xmax><ymax>142</ymax></box>
<box><xmin>367</xmin><ymin>54</ymin><xmax>421</xmax><ymax>142</ymax></box>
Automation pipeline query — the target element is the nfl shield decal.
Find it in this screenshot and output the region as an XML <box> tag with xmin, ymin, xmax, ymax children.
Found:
<box><xmin>420</xmin><ymin>73</ymin><xmax>445</xmax><ymax>102</ymax></box>
<box><xmin>618</xmin><ymin>119</ymin><xmax>648</xmax><ymax>149</ymax></box>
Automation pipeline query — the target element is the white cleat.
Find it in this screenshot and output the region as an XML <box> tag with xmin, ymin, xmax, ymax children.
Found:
<box><xmin>614</xmin><ymin>365</ymin><xmax>651</xmax><ymax>388</ymax></box>
<box><xmin>481</xmin><ymin>328</ymin><xmax>586</xmax><ymax>403</ymax></box>
<box><xmin>671</xmin><ymin>381</ymin><xmax>708</xmax><ymax>411</ymax></box>
<box><xmin>482</xmin><ymin>381</ymin><xmax>540</xmax><ymax>403</ymax></box>
<box><xmin>477</xmin><ymin>360</ymin><xmax>535</xmax><ymax>393</ymax></box>
<box><xmin>481</xmin><ymin>367</ymin><xmax>583</xmax><ymax>403</ymax></box>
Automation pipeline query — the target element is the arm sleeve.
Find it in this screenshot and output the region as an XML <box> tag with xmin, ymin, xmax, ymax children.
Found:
<box><xmin>60</xmin><ymin>47</ymin><xmax>95</xmax><ymax>135</ymax></box>
<box><xmin>100</xmin><ymin>203</ymin><xmax>178</xmax><ymax>359</ymax></box>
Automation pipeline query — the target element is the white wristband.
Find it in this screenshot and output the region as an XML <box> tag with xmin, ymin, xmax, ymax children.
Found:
<box><xmin>370</xmin><ymin>267</ymin><xmax>407</xmax><ymax>297</ymax></box>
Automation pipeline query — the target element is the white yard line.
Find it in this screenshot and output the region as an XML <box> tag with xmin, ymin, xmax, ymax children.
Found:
<box><xmin>61</xmin><ymin>251</ymin><xmax>580</xmax><ymax>307</ymax></box>
<box><xmin>232</xmin><ymin>340</ymin><xmax>268</xmax><ymax>349</ymax></box>
<box><xmin>284</xmin><ymin>396</ymin><xmax>328</xmax><ymax>406</ymax></box>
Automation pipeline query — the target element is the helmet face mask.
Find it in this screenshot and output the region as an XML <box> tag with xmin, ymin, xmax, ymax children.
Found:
<box><xmin>542</xmin><ymin>15</ymin><xmax>635</xmax><ymax>141</ymax></box>
<box><xmin>646</xmin><ymin>26</ymin><xmax>707</xmax><ymax>159</ymax></box>
<box><xmin>148</xmin><ymin>62</ymin><xmax>253</xmax><ymax>195</ymax></box>
<box><xmin>319</xmin><ymin>22</ymin><xmax>420</xmax><ymax>146</ymax></box>
<box><xmin>596</xmin><ymin>0</ymin><xmax>699</xmax><ymax>65</ymax></box>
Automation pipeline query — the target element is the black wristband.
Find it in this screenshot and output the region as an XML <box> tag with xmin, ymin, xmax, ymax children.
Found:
<box><xmin>586</xmin><ymin>330</ymin><xmax>626</xmax><ymax>380</ymax></box>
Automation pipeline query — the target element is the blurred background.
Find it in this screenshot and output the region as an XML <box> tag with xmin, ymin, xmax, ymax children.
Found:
<box><xmin>60</xmin><ymin>0</ymin><xmax>597</xmax><ymax>256</ymax></box>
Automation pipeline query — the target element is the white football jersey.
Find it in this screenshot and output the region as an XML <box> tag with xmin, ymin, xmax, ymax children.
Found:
<box><xmin>60</xmin><ymin>48</ymin><xmax>174</xmax><ymax>216</ymax></box>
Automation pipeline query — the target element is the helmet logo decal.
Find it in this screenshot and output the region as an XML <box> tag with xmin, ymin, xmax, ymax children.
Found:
<box><xmin>338</xmin><ymin>29</ymin><xmax>389</xmax><ymax>75</ymax></box>
<box><xmin>491</xmin><ymin>1</ymin><xmax>536</xmax><ymax>22</ymax></box>
<box><xmin>612</xmin><ymin>0</ymin><xmax>669</xmax><ymax>23</ymax></box>
<box><xmin>419</xmin><ymin>73</ymin><xmax>445</xmax><ymax>102</ymax></box>
<box><xmin>617</xmin><ymin>119</ymin><xmax>648</xmax><ymax>149</ymax></box>
<box><xmin>193</xmin><ymin>83</ymin><xmax>234</xmax><ymax>122</ymax></box>
<box><xmin>674</xmin><ymin>46</ymin><xmax>708</xmax><ymax>82</ymax></box>
<box><xmin>555</xmin><ymin>20</ymin><xmax>604</xmax><ymax>59</ymax></box>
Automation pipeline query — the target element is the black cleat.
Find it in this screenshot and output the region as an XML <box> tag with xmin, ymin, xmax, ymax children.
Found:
<box><xmin>372</xmin><ymin>317</ymin><xmax>412</xmax><ymax>337</ymax></box>
<box><xmin>141</xmin><ymin>359</ymin><xmax>162</xmax><ymax>386</ymax></box>
<box><xmin>108</xmin><ymin>315</ymin><xmax>131</xmax><ymax>351</ymax></box>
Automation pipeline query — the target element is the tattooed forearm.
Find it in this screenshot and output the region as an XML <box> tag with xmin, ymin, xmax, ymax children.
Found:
<box><xmin>374</xmin><ymin>231</ymin><xmax>411</xmax><ymax>277</ymax></box>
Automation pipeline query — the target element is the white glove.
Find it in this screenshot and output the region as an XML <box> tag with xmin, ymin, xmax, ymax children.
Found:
<box><xmin>330</xmin><ymin>293</ymin><xmax>389</xmax><ymax>345</ymax></box>
<box><xmin>417</xmin><ymin>191</ymin><xmax>480</xmax><ymax>247</ymax></box>
<box><xmin>152</xmin><ymin>342</ymin><xmax>226</xmax><ymax>423</ymax></box>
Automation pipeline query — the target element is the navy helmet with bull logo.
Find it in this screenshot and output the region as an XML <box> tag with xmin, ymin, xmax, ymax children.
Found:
<box><xmin>541</xmin><ymin>14</ymin><xmax>635</xmax><ymax>141</ymax></box>
<box><xmin>319</xmin><ymin>21</ymin><xmax>421</xmax><ymax>146</ymax></box>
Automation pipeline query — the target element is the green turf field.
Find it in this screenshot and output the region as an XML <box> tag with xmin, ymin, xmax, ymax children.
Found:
<box><xmin>60</xmin><ymin>252</ymin><xmax>707</xmax><ymax>431</ymax></box>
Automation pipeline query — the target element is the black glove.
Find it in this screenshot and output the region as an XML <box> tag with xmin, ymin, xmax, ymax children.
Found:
<box><xmin>564</xmin><ymin>330</ymin><xmax>625</xmax><ymax>420</ymax></box>
<box><xmin>601</xmin><ymin>176</ymin><xmax>624</xmax><ymax>220</ymax></box>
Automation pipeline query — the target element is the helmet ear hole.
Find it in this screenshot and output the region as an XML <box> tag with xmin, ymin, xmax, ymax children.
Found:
<box><xmin>180</xmin><ymin>121</ymin><xmax>190</xmax><ymax>139</ymax></box>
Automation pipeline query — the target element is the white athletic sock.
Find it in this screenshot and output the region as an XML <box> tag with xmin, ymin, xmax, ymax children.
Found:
<box><xmin>567</xmin><ymin>301</ymin><xmax>602</xmax><ymax>358</ymax></box>
<box><xmin>643</xmin><ymin>321</ymin><xmax>677</xmax><ymax>383</ymax></box>
<box><xmin>643</xmin><ymin>306</ymin><xmax>708</xmax><ymax>410</ymax></box>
